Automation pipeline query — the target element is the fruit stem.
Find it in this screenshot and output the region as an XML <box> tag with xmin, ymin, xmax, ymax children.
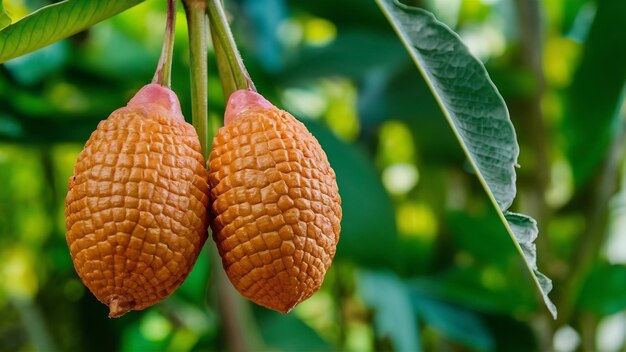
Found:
<box><xmin>207</xmin><ymin>0</ymin><xmax>256</xmax><ymax>100</ymax></box>
<box><xmin>211</xmin><ymin>24</ymin><xmax>237</xmax><ymax>100</ymax></box>
<box><xmin>153</xmin><ymin>0</ymin><xmax>177</xmax><ymax>87</ymax></box>
<box><xmin>183</xmin><ymin>0</ymin><xmax>210</xmax><ymax>158</ymax></box>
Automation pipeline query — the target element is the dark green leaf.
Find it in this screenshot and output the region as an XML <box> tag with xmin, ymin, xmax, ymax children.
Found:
<box><xmin>287</xmin><ymin>0</ymin><xmax>390</xmax><ymax>28</ymax></box>
<box><xmin>563</xmin><ymin>0</ymin><xmax>593</xmax><ymax>37</ymax></box>
<box><xmin>0</xmin><ymin>114</ymin><xmax>23</xmax><ymax>138</ymax></box>
<box><xmin>578</xmin><ymin>264</ymin><xmax>626</xmax><ymax>317</ymax></box>
<box><xmin>259</xmin><ymin>311</ymin><xmax>332</xmax><ymax>352</ymax></box>
<box><xmin>4</xmin><ymin>40</ymin><xmax>69</xmax><ymax>85</ymax></box>
<box><xmin>411</xmin><ymin>293</ymin><xmax>494</xmax><ymax>351</ymax></box>
<box><xmin>375</xmin><ymin>0</ymin><xmax>556</xmax><ymax>317</ymax></box>
<box><xmin>482</xmin><ymin>315</ymin><xmax>537</xmax><ymax>352</ymax></box>
<box><xmin>564</xmin><ymin>0</ymin><xmax>626</xmax><ymax>186</ymax></box>
<box><xmin>280</xmin><ymin>30</ymin><xmax>407</xmax><ymax>83</ymax></box>
<box><xmin>241</xmin><ymin>0</ymin><xmax>288</xmax><ymax>72</ymax></box>
<box><xmin>447</xmin><ymin>210</ymin><xmax>516</xmax><ymax>264</ymax></box>
<box><xmin>0</xmin><ymin>0</ymin><xmax>145</xmax><ymax>63</ymax></box>
<box><xmin>305</xmin><ymin>121</ymin><xmax>398</xmax><ymax>268</ymax></box>
<box><xmin>358</xmin><ymin>271</ymin><xmax>420</xmax><ymax>352</ymax></box>
<box><xmin>78</xmin><ymin>23</ymin><xmax>157</xmax><ymax>81</ymax></box>
<box><xmin>410</xmin><ymin>269</ymin><xmax>538</xmax><ymax>315</ymax></box>
<box><xmin>121</xmin><ymin>316</ymin><xmax>170</xmax><ymax>352</ymax></box>
<box><xmin>174</xmin><ymin>247</ymin><xmax>211</xmax><ymax>305</ymax></box>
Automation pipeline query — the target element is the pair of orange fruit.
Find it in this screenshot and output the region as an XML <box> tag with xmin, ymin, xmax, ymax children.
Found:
<box><xmin>65</xmin><ymin>84</ymin><xmax>342</xmax><ymax>317</ymax></box>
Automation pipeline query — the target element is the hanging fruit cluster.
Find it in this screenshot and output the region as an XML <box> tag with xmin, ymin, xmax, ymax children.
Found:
<box><xmin>64</xmin><ymin>0</ymin><xmax>341</xmax><ymax>317</ymax></box>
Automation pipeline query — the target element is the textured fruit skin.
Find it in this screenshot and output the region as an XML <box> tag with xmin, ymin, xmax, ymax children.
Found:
<box><xmin>65</xmin><ymin>84</ymin><xmax>210</xmax><ymax>317</ymax></box>
<box><xmin>209</xmin><ymin>90</ymin><xmax>341</xmax><ymax>313</ymax></box>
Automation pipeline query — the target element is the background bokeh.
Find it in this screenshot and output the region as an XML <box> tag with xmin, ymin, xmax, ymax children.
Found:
<box><xmin>1</xmin><ymin>0</ymin><xmax>626</xmax><ymax>351</ymax></box>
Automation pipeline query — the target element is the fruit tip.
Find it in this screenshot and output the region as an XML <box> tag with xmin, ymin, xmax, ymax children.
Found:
<box><xmin>108</xmin><ymin>295</ymin><xmax>132</xmax><ymax>318</ymax></box>
<box><xmin>273</xmin><ymin>301</ymin><xmax>297</xmax><ymax>314</ymax></box>
<box><xmin>224</xmin><ymin>89</ymin><xmax>274</xmax><ymax>126</ymax></box>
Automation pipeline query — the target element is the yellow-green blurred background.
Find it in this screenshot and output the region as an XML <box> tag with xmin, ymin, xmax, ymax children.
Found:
<box><xmin>1</xmin><ymin>0</ymin><xmax>626</xmax><ymax>351</ymax></box>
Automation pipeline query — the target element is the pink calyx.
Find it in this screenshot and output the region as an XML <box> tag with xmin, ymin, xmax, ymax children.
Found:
<box><xmin>224</xmin><ymin>90</ymin><xmax>274</xmax><ymax>125</ymax></box>
<box><xmin>127</xmin><ymin>83</ymin><xmax>184</xmax><ymax>121</ymax></box>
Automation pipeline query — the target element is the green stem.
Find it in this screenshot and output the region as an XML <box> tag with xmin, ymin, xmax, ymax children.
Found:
<box><xmin>207</xmin><ymin>0</ymin><xmax>255</xmax><ymax>99</ymax></box>
<box><xmin>183</xmin><ymin>0</ymin><xmax>209</xmax><ymax>158</ymax></box>
<box><xmin>152</xmin><ymin>0</ymin><xmax>177</xmax><ymax>87</ymax></box>
<box><xmin>211</xmin><ymin>25</ymin><xmax>238</xmax><ymax>101</ymax></box>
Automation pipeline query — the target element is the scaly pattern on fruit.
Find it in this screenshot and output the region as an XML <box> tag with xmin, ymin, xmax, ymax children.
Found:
<box><xmin>65</xmin><ymin>84</ymin><xmax>210</xmax><ymax>317</ymax></box>
<box><xmin>208</xmin><ymin>90</ymin><xmax>342</xmax><ymax>313</ymax></box>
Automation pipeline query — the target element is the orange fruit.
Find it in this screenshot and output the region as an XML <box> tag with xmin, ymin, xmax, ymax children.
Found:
<box><xmin>208</xmin><ymin>90</ymin><xmax>342</xmax><ymax>313</ymax></box>
<box><xmin>65</xmin><ymin>84</ymin><xmax>210</xmax><ymax>317</ymax></box>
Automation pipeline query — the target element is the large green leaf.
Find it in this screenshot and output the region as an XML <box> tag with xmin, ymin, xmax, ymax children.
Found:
<box><xmin>0</xmin><ymin>0</ymin><xmax>145</xmax><ymax>63</ymax></box>
<box><xmin>375</xmin><ymin>0</ymin><xmax>556</xmax><ymax>318</ymax></box>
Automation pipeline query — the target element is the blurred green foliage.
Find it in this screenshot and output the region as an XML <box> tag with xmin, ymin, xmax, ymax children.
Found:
<box><xmin>1</xmin><ymin>0</ymin><xmax>626</xmax><ymax>351</ymax></box>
